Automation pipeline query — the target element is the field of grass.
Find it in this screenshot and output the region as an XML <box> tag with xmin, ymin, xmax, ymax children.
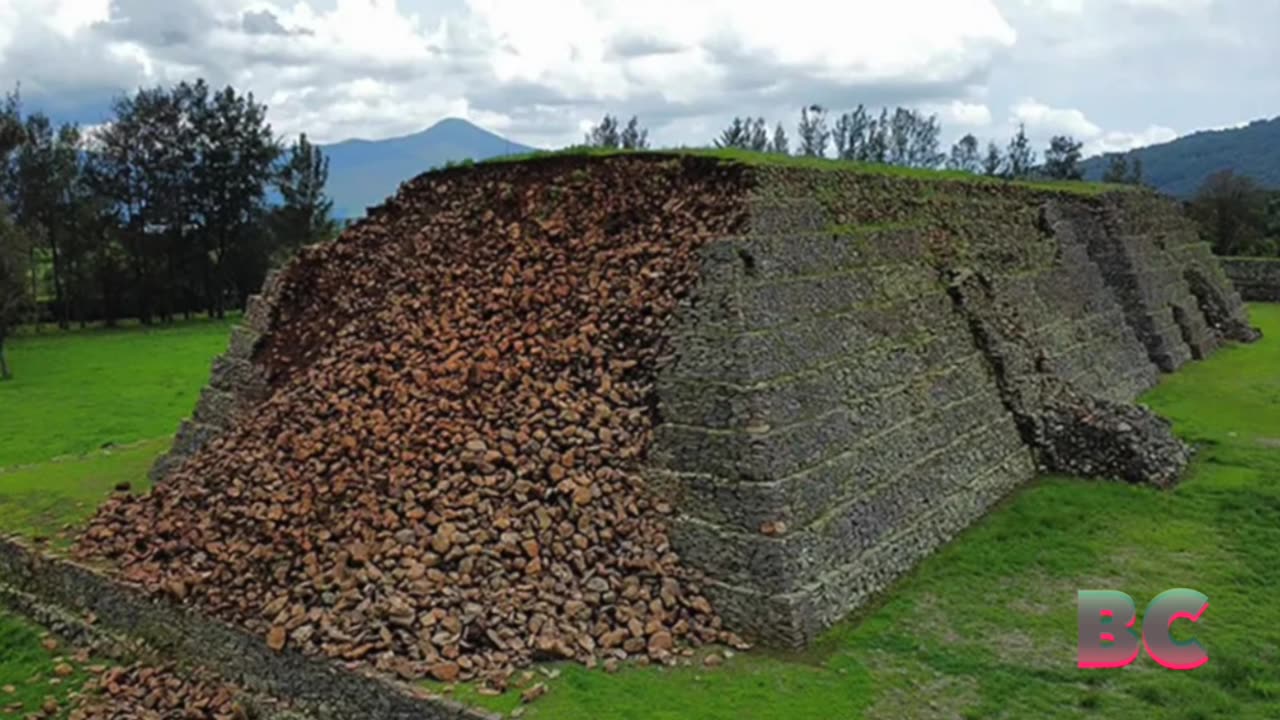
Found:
<box><xmin>0</xmin><ymin>610</ymin><xmax>98</xmax><ymax>718</ymax></box>
<box><xmin>0</xmin><ymin>317</ymin><xmax>233</xmax><ymax>544</ymax></box>
<box><xmin>0</xmin><ymin>316</ymin><xmax>235</xmax><ymax>470</ymax></box>
<box><xmin>473</xmin><ymin>147</ymin><xmax>1120</xmax><ymax>196</ymax></box>
<box><xmin>0</xmin><ymin>307</ymin><xmax>1277</xmax><ymax>719</ymax></box>
<box><xmin>440</xmin><ymin>304</ymin><xmax>1280</xmax><ymax>720</ymax></box>
<box><xmin>0</xmin><ymin>439</ymin><xmax>164</xmax><ymax>548</ymax></box>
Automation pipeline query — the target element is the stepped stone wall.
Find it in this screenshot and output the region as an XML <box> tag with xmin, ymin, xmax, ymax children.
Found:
<box><xmin>148</xmin><ymin>271</ymin><xmax>284</xmax><ymax>483</ymax></box>
<box><xmin>649</xmin><ymin>167</ymin><xmax>1257</xmax><ymax>646</ymax></box>
<box><xmin>147</xmin><ymin>156</ymin><xmax>1257</xmax><ymax>650</ymax></box>
<box><xmin>1222</xmin><ymin>257</ymin><xmax>1280</xmax><ymax>302</ymax></box>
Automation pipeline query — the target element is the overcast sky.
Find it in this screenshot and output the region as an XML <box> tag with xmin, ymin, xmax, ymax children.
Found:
<box><xmin>0</xmin><ymin>0</ymin><xmax>1276</xmax><ymax>156</ymax></box>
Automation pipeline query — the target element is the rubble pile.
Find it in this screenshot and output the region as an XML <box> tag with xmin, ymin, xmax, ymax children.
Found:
<box><xmin>69</xmin><ymin>664</ymin><xmax>247</xmax><ymax>720</ymax></box>
<box><xmin>945</xmin><ymin>268</ymin><xmax>1191</xmax><ymax>488</ymax></box>
<box><xmin>78</xmin><ymin>156</ymin><xmax>750</xmax><ymax>686</ymax></box>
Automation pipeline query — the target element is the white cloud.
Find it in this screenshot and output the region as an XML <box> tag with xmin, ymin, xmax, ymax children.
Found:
<box><xmin>0</xmin><ymin>0</ymin><xmax>1023</xmax><ymax>145</ymax></box>
<box><xmin>939</xmin><ymin>101</ymin><xmax>993</xmax><ymax>127</ymax></box>
<box><xmin>1122</xmin><ymin>0</ymin><xmax>1214</xmax><ymax>15</ymax></box>
<box><xmin>464</xmin><ymin>0</ymin><xmax>1017</xmax><ymax>87</ymax></box>
<box><xmin>1205</xmin><ymin>118</ymin><xmax>1251</xmax><ymax>132</ymax></box>
<box><xmin>0</xmin><ymin>0</ymin><xmax>1273</xmax><ymax>159</ymax></box>
<box><xmin>47</xmin><ymin>0</ymin><xmax>108</xmax><ymax>36</ymax></box>
<box><xmin>1018</xmin><ymin>0</ymin><xmax>1084</xmax><ymax>14</ymax></box>
<box><xmin>1086</xmin><ymin>125</ymin><xmax>1178</xmax><ymax>155</ymax></box>
<box><xmin>1004</xmin><ymin>98</ymin><xmax>1180</xmax><ymax>156</ymax></box>
<box><xmin>1011</xmin><ymin>98</ymin><xmax>1101</xmax><ymax>137</ymax></box>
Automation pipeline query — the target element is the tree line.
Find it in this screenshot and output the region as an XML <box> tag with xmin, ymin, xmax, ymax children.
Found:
<box><xmin>583</xmin><ymin>107</ymin><xmax>1280</xmax><ymax>259</ymax></box>
<box><xmin>585</xmin><ymin>105</ymin><xmax>1151</xmax><ymax>184</ymax></box>
<box><xmin>0</xmin><ymin>80</ymin><xmax>338</xmax><ymax>378</ymax></box>
<box><xmin>1187</xmin><ymin>170</ymin><xmax>1280</xmax><ymax>258</ymax></box>
<box><xmin>696</xmin><ymin>106</ymin><xmax>1280</xmax><ymax>256</ymax></box>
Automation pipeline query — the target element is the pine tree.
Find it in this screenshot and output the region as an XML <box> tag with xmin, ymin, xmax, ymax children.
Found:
<box><xmin>271</xmin><ymin>133</ymin><xmax>337</xmax><ymax>263</ymax></box>
<box><xmin>5</xmin><ymin>108</ymin><xmax>91</xmax><ymax>328</ymax></box>
<box><xmin>1128</xmin><ymin>155</ymin><xmax>1144</xmax><ymax>186</ymax></box>
<box><xmin>715</xmin><ymin>117</ymin><xmax>751</xmax><ymax>149</ymax></box>
<box><xmin>1005</xmin><ymin>124</ymin><xmax>1037</xmax><ymax>179</ymax></box>
<box><xmin>770</xmin><ymin>122</ymin><xmax>790</xmax><ymax>155</ymax></box>
<box><xmin>0</xmin><ymin>206</ymin><xmax>28</xmax><ymax>379</ymax></box>
<box><xmin>863</xmin><ymin>109</ymin><xmax>890</xmax><ymax>163</ymax></box>
<box><xmin>585</xmin><ymin>115</ymin><xmax>621</xmax><ymax>148</ymax></box>
<box><xmin>1043</xmin><ymin>135</ymin><xmax>1084</xmax><ymax>180</ymax></box>
<box><xmin>749</xmin><ymin>117</ymin><xmax>769</xmax><ymax>152</ymax></box>
<box><xmin>1101</xmin><ymin>153</ymin><xmax>1130</xmax><ymax>184</ymax></box>
<box><xmin>947</xmin><ymin>134</ymin><xmax>982</xmax><ymax>173</ymax></box>
<box><xmin>833</xmin><ymin>114</ymin><xmax>849</xmax><ymax>160</ymax></box>
<box><xmin>797</xmin><ymin>105</ymin><xmax>830</xmax><ymax>157</ymax></box>
<box><xmin>188</xmin><ymin>84</ymin><xmax>280</xmax><ymax>316</ymax></box>
<box><xmin>620</xmin><ymin>116</ymin><xmax>649</xmax><ymax>150</ymax></box>
<box><xmin>906</xmin><ymin>112</ymin><xmax>944</xmax><ymax>169</ymax></box>
<box><xmin>982</xmin><ymin>141</ymin><xmax>1005</xmax><ymax>177</ymax></box>
<box><xmin>833</xmin><ymin>106</ymin><xmax>870</xmax><ymax>160</ymax></box>
<box><xmin>1101</xmin><ymin>152</ymin><xmax>1145</xmax><ymax>186</ymax></box>
<box><xmin>887</xmin><ymin>108</ymin><xmax>914</xmax><ymax>166</ymax></box>
<box><xmin>0</xmin><ymin>91</ymin><xmax>27</xmax><ymax>361</ymax></box>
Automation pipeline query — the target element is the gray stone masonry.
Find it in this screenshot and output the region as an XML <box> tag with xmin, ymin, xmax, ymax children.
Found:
<box><xmin>651</xmin><ymin>172</ymin><xmax>1258</xmax><ymax>648</ymax></box>
<box><xmin>0</xmin><ymin>536</ymin><xmax>497</xmax><ymax>720</ymax></box>
<box><xmin>148</xmin><ymin>270</ymin><xmax>283</xmax><ymax>483</ymax></box>
<box><xmin>1221</xmin><ymin>257</ymin><xmax>1280</xmax><ymax>302</ymax></box>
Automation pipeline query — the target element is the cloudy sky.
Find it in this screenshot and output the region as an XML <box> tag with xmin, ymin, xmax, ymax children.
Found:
<box><xmin>0</xmin><ymin>0</ymin><xmax>1276</xmax><ymax>155</ymax></box>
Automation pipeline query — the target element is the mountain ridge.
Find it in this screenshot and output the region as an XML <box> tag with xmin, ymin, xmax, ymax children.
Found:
<box><xmin>317</xmin><ymin>114</ymin><xmax>1280</xmax><ymax>215</ymax></box>
<box><xmin>1081</xmin><ymin>116</ymin><xmax>1280</xmax><ymax>197</ymax></box>
<box><xmin>320</xmin><ymin>118</ymin><xmax>536</xmax><ymax>218</ymax></box>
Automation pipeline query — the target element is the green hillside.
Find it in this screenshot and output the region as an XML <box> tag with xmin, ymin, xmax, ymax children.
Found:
<box><xmin>1082</xmin><ymin>116</ymin><xmax>1280</xmax><ymax>197</ymax></box>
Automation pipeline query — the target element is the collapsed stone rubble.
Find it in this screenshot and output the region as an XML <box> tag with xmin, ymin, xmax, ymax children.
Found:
<box><xmin>78</xmin><ymin>156</ymin><xmax>751</xmax><ymax>687</ymax></box>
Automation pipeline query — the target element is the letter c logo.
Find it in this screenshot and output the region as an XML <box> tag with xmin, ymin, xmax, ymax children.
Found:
<box><xmin>1142</xmin><ymin>588</ymin><xmax>1209</xmax><ymax>671</ymax></box>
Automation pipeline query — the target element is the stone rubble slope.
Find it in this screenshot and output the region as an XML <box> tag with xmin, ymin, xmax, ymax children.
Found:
<box><xmin>945</xmin><ymin>267</ymin><xmax>1191</xmax><ymax>487</ymax></box>
<box><xmin>68</xmin><ymin>664</ymin><xmax>257</xmax><ymax>720</ymax></box>
<box><xmin>77</xmin><ymin>156</ymin><xmax>751</xmax><ymax>688</ymax></box>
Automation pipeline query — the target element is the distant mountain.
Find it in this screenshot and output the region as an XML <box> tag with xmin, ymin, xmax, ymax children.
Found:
<box><xmin>320</xmin><ymin>118</ymin><xmax>536</xmax><ymax>218</ymax></box>
<box><xmin>1081</xmin><ymin>116</ymin><xmax>1280</xmax><ymax>198</ymax></box>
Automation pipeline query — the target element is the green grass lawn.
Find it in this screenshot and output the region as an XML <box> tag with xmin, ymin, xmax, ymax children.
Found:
<box><xmin>0</xmin><ymin>316</ymin><xmax>233</xmax><ymax>544</ymax></box>
<box><xmin>1</xmin><ymin>307</ymin><xmax>1277</xmax><ymax>719</ymax></box>
<box><xmin>476</xmin><ymin>147</ymin><xmax>1120</xmax><ymax>196</ymax></box>
<box><xmin>0</xmin><ymin>610</ymin><xmax>98</xmax><ymax>718</ymax></box>
<box><xmin>0</xmin><ymin>439</ymin><xmax>164</xmax><ymax>548</ymax></box>
<box><xmin>442</xmin><ymin>305</ymin><xmax>1280</xmax><ymax>720</ymax></box>
<box><xmin>0</xmin><ymin>316</ymin><xmax>234</xmax><ymax>470</ymax></box>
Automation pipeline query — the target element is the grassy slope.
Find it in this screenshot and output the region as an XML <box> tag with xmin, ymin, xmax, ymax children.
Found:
<box><xmin>0</xmin><ymin>317</ymin><xmax>234</xmax><ymax>470</ymax></box>
<box><xmin>0</xmin><ymin>439</ymin><xmax>164</xmax><ymax>547</ymax></box>
<box><xmin>0</xmin><ymin>317</ymin><xmax>233</xmax><ymax>543</ymax></box>
<box><xmin>473</xmin><ymin>147</ymin><xmax>1122</xmax><ymax>196</ymax></box>
<box><xmin>0</xmin><ymin>610</ymin><xmax>96</xmax><ymax>718</ymax></box>
<box><xmin>445</xmin><ymin>304</ymin><xmax>1280</xmax><ymax>720</ymax></box>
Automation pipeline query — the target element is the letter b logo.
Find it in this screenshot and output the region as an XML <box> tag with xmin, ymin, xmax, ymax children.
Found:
<box><xmin>1077</xmin><ymin>589</ymin><xmax>1208</xmax><ymax>670</ymax></box>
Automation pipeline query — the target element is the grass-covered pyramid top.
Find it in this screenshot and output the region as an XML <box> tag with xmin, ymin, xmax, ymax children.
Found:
<box><xmin>454</xmin><ymin>147</ymin><xmax>1124</xmax><ymax>197</ymax></box>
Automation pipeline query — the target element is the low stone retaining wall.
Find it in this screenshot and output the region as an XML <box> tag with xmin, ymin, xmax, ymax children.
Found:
<box><xmin>1221</xmin><ymin>257</ymin><xmax>1280</xmax><ymax>302</ymax></box>
<box><xmin>0</xmin><ymin>537</ymin><xmax>495</xmax><ymax>720</ymax></box>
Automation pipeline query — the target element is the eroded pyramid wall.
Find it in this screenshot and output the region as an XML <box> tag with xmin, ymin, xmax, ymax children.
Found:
<box><xmin>650</xmin><ymin>168</ymin><xmax>1256</xmax><ymax>646</ymax></box>
<box><xmin>145</xmin><ymin>157</ymin><xmax>1256</xmax><ymax>652</ymax></box>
